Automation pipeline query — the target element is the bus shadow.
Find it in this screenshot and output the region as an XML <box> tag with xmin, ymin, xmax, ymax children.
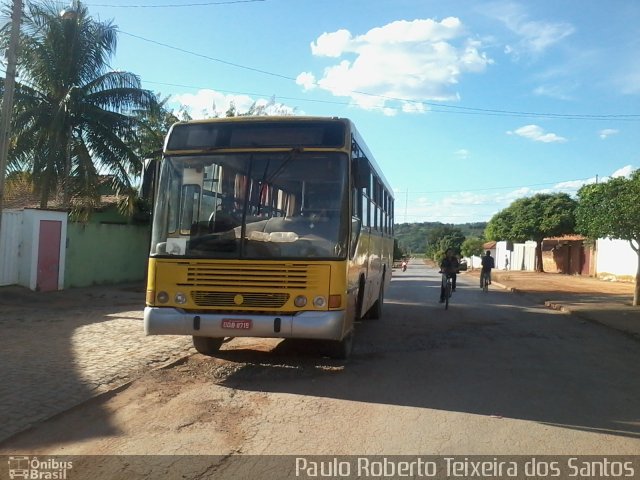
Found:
<box><xmin>217</xmin><ymin>277</ymin><xmax>640</xmax><ymax>441</ymax></box>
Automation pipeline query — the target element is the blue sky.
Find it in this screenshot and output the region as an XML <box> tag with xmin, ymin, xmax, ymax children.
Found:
<box><xmin>82</xmin><ymin>0</ymin><xmax>639</xmax><ymax>223</ymax></box>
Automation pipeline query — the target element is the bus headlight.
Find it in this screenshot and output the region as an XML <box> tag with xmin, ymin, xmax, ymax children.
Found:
<box><xmin>313</xmin><ymin>296</ymin><xmax>327</xmax><ymax>308</ymax></box>
<box><xmin>157</xmin><ymin>291</ymin><xmax>169</xmax><ymax>304</ymax></box>
<box><xmin>175</xmin><ymin>292</ymin><xmax>187</xmax><ymax>304</ymax></box>
<box><xmin>294</xmin><ymin>295</ymin><xmax>307</xmax><ymax>307</ymax></box>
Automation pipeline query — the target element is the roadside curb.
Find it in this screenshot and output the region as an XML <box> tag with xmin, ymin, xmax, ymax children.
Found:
<box><xmin>544</xmin><ymin>301</ymin><xmax>640</xmax><ymax>342</ymax></box>
<box><xmin>483</xmin><ymin>277</ymin><xmax>640</xmax><ymax>342</ymax></box>
<box><xmin>486</xmin><ymin>281</ymin><xmax>515</xmax><ymax>293</ymax></box>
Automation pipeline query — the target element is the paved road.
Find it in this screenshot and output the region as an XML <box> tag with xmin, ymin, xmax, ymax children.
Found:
<box><xmin>349</xmin><ymin>263</ymin><xmax>640</xmax><ymax>449</ymax></box>
<box><xmin>0</xmin><ymin>284</ymin><xmax>193</xmax><ymax>443</ymax></box>
<box><xmin>2</xmin><ymin>263</ymin><xmax>639</xmax><ymax>462</ymax></box>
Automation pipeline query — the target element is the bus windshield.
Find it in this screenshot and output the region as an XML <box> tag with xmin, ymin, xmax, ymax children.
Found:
<box><xmin>150</xmin><ymin>151</ymin><xmax>350</xmax><ymax>260</ymax></box>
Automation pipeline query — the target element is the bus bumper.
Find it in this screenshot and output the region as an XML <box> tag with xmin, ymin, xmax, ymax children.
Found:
<box><xmin>144</xmin><ymin>307</ymin><xmax>347</xmax><ymax>340</ymax></box>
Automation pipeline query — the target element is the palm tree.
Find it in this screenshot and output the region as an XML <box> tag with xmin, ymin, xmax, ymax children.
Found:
<box><xmin>0</xmin><ymin>0</ymin><xmax>157</xmax><ymax>209</ymax></box>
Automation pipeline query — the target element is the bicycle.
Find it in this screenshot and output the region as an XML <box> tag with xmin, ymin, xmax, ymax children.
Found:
<box><xmin>480</xmin><ymin>271</ymin><xmax>490</xmax><ymax>292</ymax></box>
<box><xmin>442</xmin><ymin>272</ymin><xmax>453</xmax><ymax>309</ymax></box>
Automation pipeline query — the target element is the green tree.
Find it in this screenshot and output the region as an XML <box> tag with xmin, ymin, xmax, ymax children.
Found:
<box><xmin>485</xmin><ymin>193</ymin><xmax>577</xmax><ymax>272</ymax></box>
<box><xmin>461</xmin><ymin>237</ymin><xmax>484</xmax><ymax>269</ymax></box>
<box><xmin>225</xmin><ymin>96</ymin><xmax>296</xmax><ymax>118</ymax></box>
<box><xmin>394</xmin><ymin>221</ymin><xmax>486</xmax><ymax>255</ymax></box>
<box><xmin>0</xmin><ymin>1</ymin><xmax>157</xmax><ymax>209</ymax></box>
<box><xmin>131</xmin><ymin>93</ymin><xmax>179</xmax><ymax>161</ymax></box>
<box><xmin>393</xmin><ymin>239</ymin><xmax>405</xmax><ymax>261</ymax></box>
<box><xmin>576</xmin><ymin>171</ymin><xmax>640</xmax><ymax>306</ymax></box>
<box><xmin>425</xmin><ymin>225</ymin><xmax>465</xmax><ymax>261</ymax></box>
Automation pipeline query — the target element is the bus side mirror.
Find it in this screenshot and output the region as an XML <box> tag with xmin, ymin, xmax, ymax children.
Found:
<box><xmin>140</xmin><ymin>158</ymin><xmax>158</xmax><ymax>202</ymax></box>
<box><xmin>349</xmin><ymin>216</ymin><xmax>361</xmax><ymax>258</ymax></box>
<box><xmin>353</xmin><ymin>157</ymin><xmax>370</xmax><ymax>189</ymax></box>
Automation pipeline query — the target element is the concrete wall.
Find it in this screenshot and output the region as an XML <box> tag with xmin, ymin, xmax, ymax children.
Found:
<box><xmin>596</xmin><ymin>238</ymin><xmax>638</xmax><ymax>282</ymax></box>
<box><xmin>466</xmin><ymin>255</ymin><xmax>482</xmax><ymax>270</ymax></box>
<box><xmin>65</xmin><ymin>223</ymin><xmax>150</xmax><ymax>288</ymax></box>
<box><xmin>495</xmin><ymin>241</ymin><xmax>511</xmax><ymax>271</ymax></box>
<box><xmin>503</xmin><ymin>240</ymin><xmax>536</xmax><ymax>271</ymax></box>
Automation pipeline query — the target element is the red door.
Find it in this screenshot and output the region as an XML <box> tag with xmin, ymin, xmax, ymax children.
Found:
<box><xmin>37</xmin><ymin>220</ymin><xmax>62</xmax><ymax>291</ymax></box>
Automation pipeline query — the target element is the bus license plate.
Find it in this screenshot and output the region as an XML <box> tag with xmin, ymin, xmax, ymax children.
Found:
<box><xmin>221</xmin><ymin>319</ymin><xmax>252</xmax><ymax>330</ymax></box>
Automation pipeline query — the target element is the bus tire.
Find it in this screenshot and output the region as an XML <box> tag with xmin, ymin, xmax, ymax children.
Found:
<box><xmin>192</xmin><ymin>336</ymin><xmax>224</xmax><ymax>356</ymax></box>
<box><xmin>326</xmin><ymin>331</ymin><xmax>354</xmax><ymax>360</ymax></box>
<box><xmin>368</xmin><ymin>282</ymin><xmax>384</xmax><ymax>320</ymax></box>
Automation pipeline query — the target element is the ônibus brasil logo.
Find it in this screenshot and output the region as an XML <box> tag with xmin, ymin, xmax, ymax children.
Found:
<box><xmin>7</xmin><ymin>456</ymin><xmax>73</xmax><ymax>479</ymax></box>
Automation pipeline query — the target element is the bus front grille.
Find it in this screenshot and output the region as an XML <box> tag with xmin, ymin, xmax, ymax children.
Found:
<box><xmin>191</xmin><ymin>291</ymin><xmax>290</xmax><ymax>308</ymax></box>
<box><xmin>181</xmin><ymin>263</ymin><xmax>324</xmax><ymax>289</ymax></box>
<box><xmin>179</xmin><ymin>262</ymin><xmax>328</xmax><ymax>308</ymax></box>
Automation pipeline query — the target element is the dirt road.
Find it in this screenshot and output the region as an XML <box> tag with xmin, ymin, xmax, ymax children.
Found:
<box><xmin>2</xmin><ymin>263</ymin><xmax>640</xmax><ymax>475</ymax></box>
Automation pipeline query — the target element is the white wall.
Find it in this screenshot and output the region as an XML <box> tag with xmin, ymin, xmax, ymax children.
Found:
<box><xmin>596</xmin><ymin>238</ymin><xmax>637</xmax><ymax>279</ymax></box>
<box><xmin>499</xmin><ymin>240</ymin><xmax>536</xmax><ymax>271</ymax></box>
<box><xmin>496</xmin><ymin>241</ymin><xmax>511</xmax><ymax>270</ymax></box>
<box><xmin>466</xmin><ymin>255</ymin><xmax>482</xmax><ymax>270</ymax></box>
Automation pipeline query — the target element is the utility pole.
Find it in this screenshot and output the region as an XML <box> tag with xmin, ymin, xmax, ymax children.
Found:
<box><xmin>0</xmin><ymin>0</ymin><xmax>23</xmax><ymax>243</ymax></box>
<box><xmin>404</xmin><ymin>188</ymin><xmax>408</xmax><ymax>223</ymax></box>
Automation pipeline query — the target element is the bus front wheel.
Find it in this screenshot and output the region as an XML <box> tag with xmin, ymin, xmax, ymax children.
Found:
<box><xmin>193</xmin><ymin>336</ymin><xmax>224</xmax><ymax>356</ymax></box>
<box><xmin>326</xmin><ymin>331</ymin><xmax>354</xmax><ymax>360</ymax></box>
<box><xmin>368</xmin><ymin>282</ymin><xmax>384</xmax><ymax>320</ymax></box>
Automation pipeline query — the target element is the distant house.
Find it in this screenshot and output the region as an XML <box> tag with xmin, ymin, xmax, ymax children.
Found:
<box><xmin>3</xmin><ymin>175</ymin><xmax>142</xmax><ymax>224</ymax></box>
<box><xmin>1</xmin><ymin>176</ymin><xmax>150</xmax><ymax>290</ymax></box>
<box><xmin>469</xmin><ymin>235</ymin><xmax>633</xmax><ymax>281</ymax></box>
<box><xmin>542</xmin><ymin>235</ymin><xmax>592</xmax><ymax>275</ymax></box>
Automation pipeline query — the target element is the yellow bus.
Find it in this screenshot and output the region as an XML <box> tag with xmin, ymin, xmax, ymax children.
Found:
<box><xmin>144</xmin><ymin>116</ymin><xmax>394</xmax><ymax>358</ymax></box>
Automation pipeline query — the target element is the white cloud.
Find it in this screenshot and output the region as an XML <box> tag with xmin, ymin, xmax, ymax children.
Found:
<box><xmin>485</xmin><ymin>2</ymin><xmax>575</xmax><ymax>59</ymax></box>
<box><xmin>397</xmin><ymin>165</ymin><xmax>637</xmax><ymax>223</ymax></box>
<box><xmin>454</xmin><ymin>149</ymin><xmax>470</xmax><ymax>160</ymax></box>
<box><xmin>300</xmin><ymin>18</ymin><xmax>492</xmax><ymax>112</ymax></box>
<box><xmin>171</xmin><ymin>89</ymin><xmax>297</xmax><ymax>119</ymax></box>
<box><xmin>610</xmin><ymin>165</ymin><xmax>634</xmax><ymax>178</ymax></box>
<box><xmin>533</xmin><ymin>84</ymin><xmax>574</xmax><ymax>101</ymax></box>
<box><xmin>295</xmin><ymin>72</ymin><xmax>317</xmax><ymax>91</ymax></box>
<box><xmin>507</xmin><ymin>124</ymin><xmax>567</xmax><ymax>143</ymax></box>
<box><xmin>598</xmin><ymin>128</ymin><xmax>619</xmax><ymax>139</ymax></box>
<box><xmin>553</xmin><ymin>178</ymin><xmax>593</xmax><ymax>190</ymax></box>
<box><xmin>310</xmin><ymin>29</ymin><xmax>353</xmax><ymax>57</ymax></box>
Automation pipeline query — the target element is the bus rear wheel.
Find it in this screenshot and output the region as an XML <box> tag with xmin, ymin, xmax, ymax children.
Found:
<box><xmin>192</xmin><ymin>336</ymin><xmax>224</xmax><ymax>355</ymax></box>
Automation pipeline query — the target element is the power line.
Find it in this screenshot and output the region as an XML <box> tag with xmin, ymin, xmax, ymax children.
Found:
<box><xmin>120</xmin><ymin>31</ymin><xmax>296</xmax><ymax>82</ymax></box>
<box><xmin>141</xmin><ymin>79</ymin><xmax>640</xmax><ymax>122</ymax></box>
<box><xmin>394</xmin><ymin>177</ymin><xmax>593</xmax><ymax>195</ymax></box>
<box><xmin>118</xmin><ymin>31</ymin><xmax>640</xmax><ymax>121</ymax></box>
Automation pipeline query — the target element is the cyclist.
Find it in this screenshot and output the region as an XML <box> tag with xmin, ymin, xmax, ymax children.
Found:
<box><xmin>439</xmin><ymin>248</ymin><xmax>459</xmax><ymax>303</ymax></box>
<box><xmin>481</xmin><ymin>250</ymin><xmax>495</xmax><ymax>288</ymax></box>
